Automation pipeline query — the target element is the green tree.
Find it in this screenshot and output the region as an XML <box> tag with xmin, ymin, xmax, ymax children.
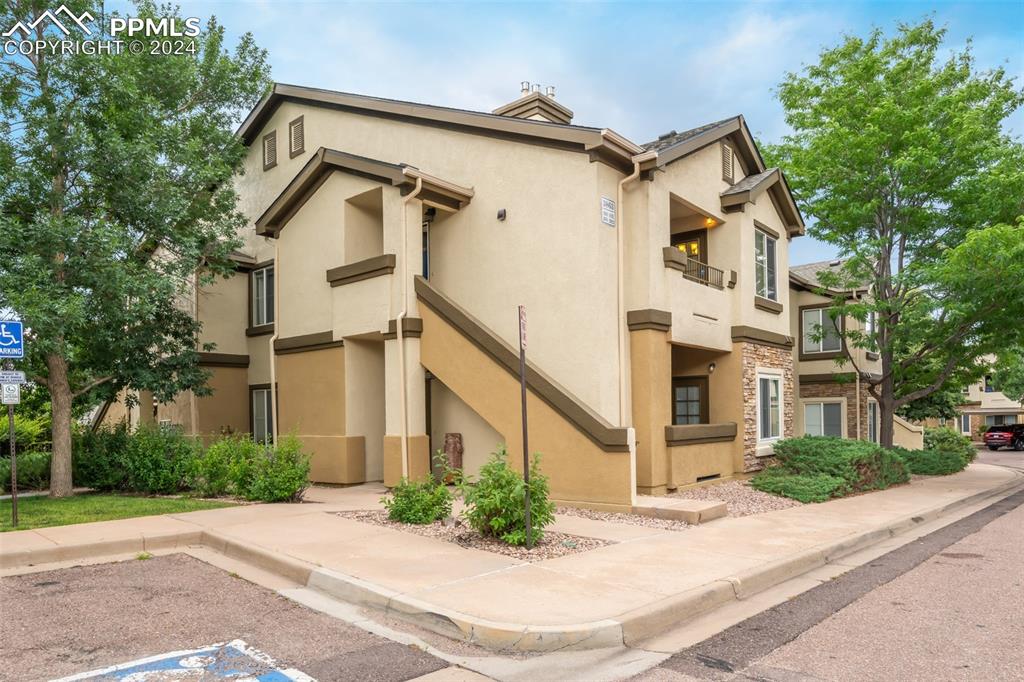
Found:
<box><xmin>765</xmin><ymin>20</ymin><xmax>1024</xmax><ymax>447</ymax></box>
<box><xmin>991</xmin><ymin>350</ymin><xmax>1024</xmax><ymax>403</ymax></box>
<box><xmin>0</xmin><ymin>1</ymin><xmax>270</xmax><ymax>496</ymax></box>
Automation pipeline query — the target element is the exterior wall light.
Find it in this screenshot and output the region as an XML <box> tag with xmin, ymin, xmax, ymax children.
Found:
<box><xmin>708</xmin><ymin>362</ymin><xmax>716</xmax><ymax>374</ymax></box>
<box><xmin>704</xmin><ymin>217</ymin><xmax>716</xmax><ymax>228</ymax></box>
<box><xmin>497</xmin><ymin>209</ymin><xmax>507</xmax><ymax>221</ymax></box>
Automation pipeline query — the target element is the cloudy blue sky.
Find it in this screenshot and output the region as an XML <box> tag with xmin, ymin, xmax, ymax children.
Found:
<box><xmin>120</xmin><ymin>0</ymin><xmax>1022</xmax><ymax>264</ymax></box>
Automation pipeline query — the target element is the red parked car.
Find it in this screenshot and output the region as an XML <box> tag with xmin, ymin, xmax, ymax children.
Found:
<box><xmin>983</xmin><ymin>424</ymin><xmax>1024</xmax><ymax>451</ymax></box>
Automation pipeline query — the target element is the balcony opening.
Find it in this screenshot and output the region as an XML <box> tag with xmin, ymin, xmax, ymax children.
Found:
<box><xmin>668</xmin><ymin>194</ymin><xmax>724</xmax><ymax>288</ymax></box>
<box><xmin>343</xmin><ymin>187</ymin><xmax>384</xmax><ymax>265</ymax></box>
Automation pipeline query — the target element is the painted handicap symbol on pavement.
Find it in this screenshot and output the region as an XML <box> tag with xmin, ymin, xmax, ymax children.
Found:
<box><xmin>52</xmin><ymin>639</ymin><xmax>314</xmax><ymax>681</ymax></box>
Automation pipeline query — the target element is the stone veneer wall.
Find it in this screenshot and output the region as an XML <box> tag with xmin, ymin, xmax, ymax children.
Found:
<box><xmin>741</xmin><ymin>341</ymin><xmax>794</xmax><ymax>471</ymax></box>
<box><xmin>799</xmin><ymin>380</ymin><xmax>871</xmax><ymax>440</ymax></box>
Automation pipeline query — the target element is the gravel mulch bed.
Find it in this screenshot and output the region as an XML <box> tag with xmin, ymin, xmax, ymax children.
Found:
<box><xmin>669</xmin><ymin>480</ymin><xmax>804</xmax><ymax>517</ymax></box>
<box><xmin>555</xmin><ymin>506</ymin><xmax>692</xmax><ymax>531</ymax></box>
<box><xmin>334</xmin><ymin>510</ymin><xmax>609</xmax><ymax>562</ymax></box>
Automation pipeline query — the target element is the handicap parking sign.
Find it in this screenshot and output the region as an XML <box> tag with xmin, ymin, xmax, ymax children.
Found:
<box><xmin>0</xmin><ymin>321</ymin><xmax>23</xmax><ymax>358</ymax></box>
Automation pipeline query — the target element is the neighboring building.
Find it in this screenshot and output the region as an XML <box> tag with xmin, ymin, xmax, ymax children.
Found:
<box><xmin>789</xmin><ymin>260</ymin><xmax>923</xmax><ymax>450</ymax></box>
<box><xmin>101</xmin><ymin>82</ymin><xmax>914</xmax><ymax>508</ymax></box>
<box><xmin>926</xmin><ymin>365</ymin><xmax>1024</xmax><ymax>440</ymax></box>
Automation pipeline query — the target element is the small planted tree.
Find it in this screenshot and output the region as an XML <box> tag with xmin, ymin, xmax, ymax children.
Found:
<box><xmin>0</xmin><ymin>1</ymin><xmax>271</xmax><ymax>495</ymax></box>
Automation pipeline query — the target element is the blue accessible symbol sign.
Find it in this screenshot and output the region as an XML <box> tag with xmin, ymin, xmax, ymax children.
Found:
<box><xmin>0</xmin><ymin>321</ymin><xmax>23</xmax><ymax>359</ymax></box>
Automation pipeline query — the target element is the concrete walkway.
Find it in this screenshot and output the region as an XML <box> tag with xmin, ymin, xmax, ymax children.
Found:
<box><xmin>1</xmin><ymin>463</ymin><xmax>1020</xmax><ymax>653</ymax></box>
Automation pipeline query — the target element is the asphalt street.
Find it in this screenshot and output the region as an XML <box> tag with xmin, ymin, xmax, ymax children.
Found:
<box><xmin>636</xmin><ymin>447</ymin><xmax>1024</xmax><ymax>682</ymax></box>
<box><xmin>0</xmin><ymin>553</ymin><xmax>449</xmax><ymax>682</ymax></box>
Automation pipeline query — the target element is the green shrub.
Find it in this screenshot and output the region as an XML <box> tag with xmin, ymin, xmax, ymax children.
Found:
<box><xmin>120</xmin><ymin>425</ymin><xmax>200</xmax><ymax>494</ymax></box>
<box><xmin>240</xmin><ymin>435</ymin><xmax>310</xmax><ymax>502</ymax></box>
<box><xmin>383</xmin><ymin>476</ymin><xmax>453</xmax><ymax>524</ymax></box>
<box><xmin>191</xmin><ymin>435</ymin><xmax>262</xmax><ymax>497</ymax></box>
<box><xmin>73</xmin><ymin>424</ymin><xmax>131</xmax><ymax>490</ymax></box>
<box><xmin>750</xmin><ymin>467</ymin><xmax>850</xmax><ymax>503</ymax></box>
<box><xmin>923</xmin><ymin>427</ymin><xmax>976</xmax><ymax>464</ymax></box>
<box><xmin>0</xmin><ymin>413</ymin><xmax>49</xmax><ymax>455</ymax></box>
<box><xmin>0</xmin><ymin>451</ymin><xmax>52</xmax><ymax>492</ymax></box>
<box><xmin>770</xmin><ymin>436</ymin><xmax>909</xmax><ymax>492</ymax></box>
<box><xmin>459</xmin><ymin>446</ymin><xmax>555</xmax><ymax>546</ymax></box>
<box><xmin>890</xmin><ymin>446</ymin><xmax>967</xmax><ymax>476</ymax></box>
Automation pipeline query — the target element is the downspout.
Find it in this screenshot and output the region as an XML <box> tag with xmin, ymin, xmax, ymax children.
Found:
<box><xmin>269</xmin><ymin>238</ymin><xmax>280</xmax><ymax>445</ymax></box>
<box><xmin>398</xmin><ymin>176</ymin><xmax>424</xmax><ymax>478</ymax></box>
<box><xmin>616</xmin><ymin>150</ymin><xmax>657</xmax><ymax>426</ymax></box>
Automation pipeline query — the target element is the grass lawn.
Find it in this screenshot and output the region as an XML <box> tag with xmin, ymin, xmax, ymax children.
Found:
<box><xmin>0</xmin><ymin>493</ymin><xmax>235</xmax><ymax>532</ymax></box>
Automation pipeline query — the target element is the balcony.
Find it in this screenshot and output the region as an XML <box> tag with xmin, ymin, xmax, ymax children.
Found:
<box><xmin>663</xmin><ymin>247</ymin><xmax>730</xmax><ymax>289</ymax></box>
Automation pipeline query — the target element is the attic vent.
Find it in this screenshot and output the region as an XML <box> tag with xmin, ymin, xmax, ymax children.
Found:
<box><xmin>288</xmin><ymin>116</ymin><xmax>304</xmax><ymax>158</ymax></box>
<box><xmin>721</xmin><ymin>143</ymin><xmax>734</xmax><ymax>183</ymax></box>
<box><xmin>658</xmin><ymin>130</ymin><xmax>677</xmax><ymax>140</ymax></box>
<box><xmin>262</xmin><ymin>131</ymin><xmax>277</xmax><ymax>171</ymax></box>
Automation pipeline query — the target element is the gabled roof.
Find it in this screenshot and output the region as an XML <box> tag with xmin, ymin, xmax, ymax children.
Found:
<box><xmin>719</xmin><ymin>167</ymin><xmax>804</xmax><ymax>236</ymax></box>
<box><xmin>789</xmin><ymin>259</ymin><xmax>869</xmax><ymax>296</ymax></box>
<box><xmin>254</xmin><ymin>148</ymin><xmax>473</xmax><ymax>237</ymax></box>
<box><xmin>237</xmin><ymin>83</ymin><xmax>642</xmax><ymax>171</ymax></box>
<box><xmin>643</xmin><ymin>115</ymin><xmax>767</xmax><ymax>175</ymax></box>
<box><xmin>642</xmin><ymin>117</ymin><xmax>737</xmax><ymax>153</ymax></box>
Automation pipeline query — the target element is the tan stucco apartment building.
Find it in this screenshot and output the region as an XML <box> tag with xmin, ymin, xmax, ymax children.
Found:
<box><xmin>102</xmin><ymin>83</ymin><xmax>919</xmax><ymax>510</ymax></box>
<box><xmin>924</xmin><ymin>363</ymin><xmax>1024</xmax><ymax>440</ymax></box>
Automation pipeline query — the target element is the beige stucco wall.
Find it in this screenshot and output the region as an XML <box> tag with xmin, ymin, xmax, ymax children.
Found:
<box><xmin>790</xmin><ymin>287</ymin><xmax>881</xmax><ymax>377</ymax></box>
<box><xmin>429</xmin><ymin>379</ymin><xmax>505</xmax><ymax>479</ymax></box>
<box><xmin>198</xmin><ymin>272</ymin><xmax>249</xmax><ymax>355</ymax></box>
<box><xmin>344</xmin><ymin>338</ymin><xmax>386</xmax><ymax>481</ymax></box>
<box><xmin>195</xmin><ymin>366</ymin><xmax>250</xmax><ymax>440</ymax></box>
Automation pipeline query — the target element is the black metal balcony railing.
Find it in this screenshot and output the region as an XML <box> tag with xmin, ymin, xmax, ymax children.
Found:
<box><xmin>679</xmin><ymin>257</ymin><xmax>724</xmax><ymax>288</ymax></box>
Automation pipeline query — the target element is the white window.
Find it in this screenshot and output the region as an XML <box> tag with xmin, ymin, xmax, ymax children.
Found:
<box><xmin>251</xmin><ymin>388</ymin><xmax>273</xmax><ymax>444</ymax></box>
<box><xmin>960</xmin><ymin>414</ymin><xmax>971</xmax><ymax>434</ymax></box>
<box><xmin>802</xmin><ymin>308</ymin><xmax>842</xmax><ymax>354</ymax></box>
<box><xmin>754</xmin><ymin>230</ymin><xmax>777</xmax><ymax>301</ymax></box>
<box><xmin>867</xmin><ymin>400</ymin><xmax>879</xmax><ymax>443</ymax></box>
<box><xmin>805</xmin><ymin>401</ymin><xmax>843</xmax><ymax>437</ymax></box>
<box><xmin>758</xmin><ymin>374</ymin><xmax>782</xmax><ymax>441</ymax></box>
<box><xmin>252</xmin><ymin>266</ymin><xmax>274</xmax><ymax>327</ymax></box>
<box><xmin>864</xmin><ymin>311</ymin><xmax>876</xmax><ymax>337</ymax></box>
<box><xmin>939</xmin><ymin>417</ymin><xmax>947</xmax><ymax>427</ymax></box>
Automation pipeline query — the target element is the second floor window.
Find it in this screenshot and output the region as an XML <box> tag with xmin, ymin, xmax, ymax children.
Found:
<box><xmin>802</xmin><ymin>308</ymin><xmax>842</xmax><ymax>353</ymax></box>
<box><xmin>252</xmin><ymin>265</ymin><xmax>274</xmax><ymax>326</ymax></box>
<box><xmin>754</xmin><ymin>229</ymin><xmax>777</xmax><ymax>301</ymax></box>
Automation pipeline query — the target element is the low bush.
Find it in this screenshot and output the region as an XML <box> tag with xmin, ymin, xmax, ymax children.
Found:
<box><xmin>0</xmin><ymin>413</ymin><xmax>49</xmax><ymax>456</ymax></box>
<box><xmin>0</xmin><ymin>451</ymin><xmax>52</xmax><ymax>492</ymax></box>
<box><xmin>459</xmin><ymin>446</ymin><xmax>555</xmax><ymax>546</ymax></box>
<box><xmin>890</xmin><ymin>446</ymin><xmax>967</xmax><ymax>476</ymax></box>
<box><xmin>120</xmin><ymin>425</ymin><xmax>200</xmax><ymax>494</ymax></box>
<box><xmin>770</xmin><ymin>436</ymin><xmax>909</xmax><ymax>492</ymax></box>
<box><xmin>383</xmin><ymin>476</ymin><xmax>453</xmax><ymax>524</ymax></box>
<box><xmin>923</xmin><ymin>427</ymin><xmax>976</xmax><ymax>464</ymax></box>
<box><xmin>750</xmin><ymin>467</ymin><xmax>850</xmax><ymax>503</ymax></box>
<box><xmin>73</xmin><ymin>424</ymin><xmax>131</xmax><ymax>490</ymax></box>
<box><xmin>191</xmin><ymin>435</ymin><xmax>261</xmax><ymax>497</ymax></box>
<box><xmin>240</xmin><ymin>435</ymin><xmax>310</xmax><ymax>502</ymax></box>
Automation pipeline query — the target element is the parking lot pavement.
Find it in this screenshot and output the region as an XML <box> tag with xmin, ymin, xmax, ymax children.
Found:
<box><xmin>637</xmin><ymin>488</ymin><xmax>1024</xmax><ymax>681</ymax></box>
<box><xmin>0</xmin><ymin>553</ymin><xmax>449</xmax><ymax>682</ymax></box>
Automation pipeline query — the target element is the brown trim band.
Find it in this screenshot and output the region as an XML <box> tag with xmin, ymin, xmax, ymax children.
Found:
<box><xmin>326</xmin><ymin>254</ymin><xmax>396</xmax><ymax>287</ymax></box>
<box><xmin>198</xmin><ymin>352</ymin><xmax>250</xmax><ymax>368</ymax></box>
<box><xmin>754</xmin><ymin>296</ymin><xmax>784</xmax><ymax>314</ymax></box>
<box><xmin>627</xmin><ymin>309</ymin><xmax>672</xmax><ymax>332</ymax></box>
<box><xmin>383</xmin><ymin>317</ymin><xmax>423</xmax><ymax>340</ymax></box>
<box><xmin>754</xmin><ymin>219</ymin><xmax>781</xmax><ymax>240</ymax></box>
<box><xmin>415</xmin><ymin>276</ymin><xmax>630</xmax><ymax>452</ymax></box>
<box><xmin>731</xmin><ymin>325</ymin><xmax>794</xmax><ymax>349</ymax></box>
<box><xmin>274</xmin><ymin>330</ymin><xmax>343</xmax><ymax>355</ymax></box>
<box><xmin>665</xmin><ymin>422</ymin><xmax>737</xmax><ymax>446</ymax></box>
<box><xmin>799</xmin><ymin>373</ymin><xmax>857</xmax><ymax>385</ymax></box>
<box><xmin>246</xmin><ymin>324</ymin><xmax>274</xmax><ymax>337</ymax></box>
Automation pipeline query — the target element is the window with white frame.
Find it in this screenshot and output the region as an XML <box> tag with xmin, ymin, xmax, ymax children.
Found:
<box><xmin>802</xmin><ymin>308</ymin><xmax>842</xmax><ymax>354</ymax></box>
<box><xmin>251</xmin><ymin>388</ymin><xmax>273</xmax><ymax>444</ymax></box>
<box><xmin>867</xmin><ymin>400</ymin><xmax>879</xmax><ymax>443</ymax></box>
<box><xmin>960</xmin><ymin>414</ymin><xmax>971</xmax><ymax>434</ymax></box>
<box><xmin>754</xmin><ymin>230</ymin><xmax>777</xmax><ymax>301</ymax></box>
<box><xmin>251</xmin><ymin>265</ymin><xmax>274</xmax><ymax>327</ymax></box>
<box><xmin>864</xmin><ymin>311</ymin><xmax>876</xmax><ymax>337</ymax></box>
<box><xmin>804</xmin><ymin>401</ymin><xmax>843</xmax><ymax>437</ymax></box>
<box><xmin>758</xmin><ymin>373</ymin><xmax>782</xmax><ymax>441</ymax></box>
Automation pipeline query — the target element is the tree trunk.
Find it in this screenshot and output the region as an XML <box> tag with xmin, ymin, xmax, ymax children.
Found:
<box><xmin>878</xmin><ymin>349</ymin><xmax>896</xmax><ymax>449</ymax></box>
<box><xmin>47</xmin><ymin>354</ymin><xmax>74</xmax><ymax>498</ymax></box>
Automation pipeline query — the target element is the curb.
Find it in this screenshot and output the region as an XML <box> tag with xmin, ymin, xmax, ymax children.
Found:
<box><xmin>3</xmin><ymin>470</ymin><xmax>1021</xmax><ymax>652</ymax></box>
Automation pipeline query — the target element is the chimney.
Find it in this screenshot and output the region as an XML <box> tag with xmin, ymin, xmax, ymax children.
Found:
<box><xmin>493</xmin><ymin>82</ymin><xmax>573</xmax><ymax>125</ymax></box>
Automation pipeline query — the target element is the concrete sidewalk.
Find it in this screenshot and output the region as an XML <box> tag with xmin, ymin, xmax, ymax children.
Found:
<box><xmin>1</xmin><ymin>463</ymin><xmax>1020</xmax><ymax>653</ymax></box>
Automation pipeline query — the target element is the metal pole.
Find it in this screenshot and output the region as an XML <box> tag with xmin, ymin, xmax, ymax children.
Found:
<box><xmin>518</xmin><ymin>306</ymin><xmax>531</xmax><ymax>549</ymax></box>
<box><xmin>8</xmin><ymin>402</ymin><xmax>16</xmax><ymax>528</ymax></box>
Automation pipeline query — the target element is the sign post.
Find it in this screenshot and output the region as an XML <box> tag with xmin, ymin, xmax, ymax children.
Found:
<box><xmin>517</xmin><ymin>306</ymin><xmax>532</xmax><ymax>549</ymax></box>
<box><xmin>0</xmin><ymin>321</ymin><xmax>25</xmax><ymax>529</ymax></box>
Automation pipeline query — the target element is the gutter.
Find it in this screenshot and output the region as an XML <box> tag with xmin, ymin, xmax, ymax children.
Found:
<box><xmin>397</xmin><ymin>174</ymin><xmax>424</xmax><ymax>479</ymax></box>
